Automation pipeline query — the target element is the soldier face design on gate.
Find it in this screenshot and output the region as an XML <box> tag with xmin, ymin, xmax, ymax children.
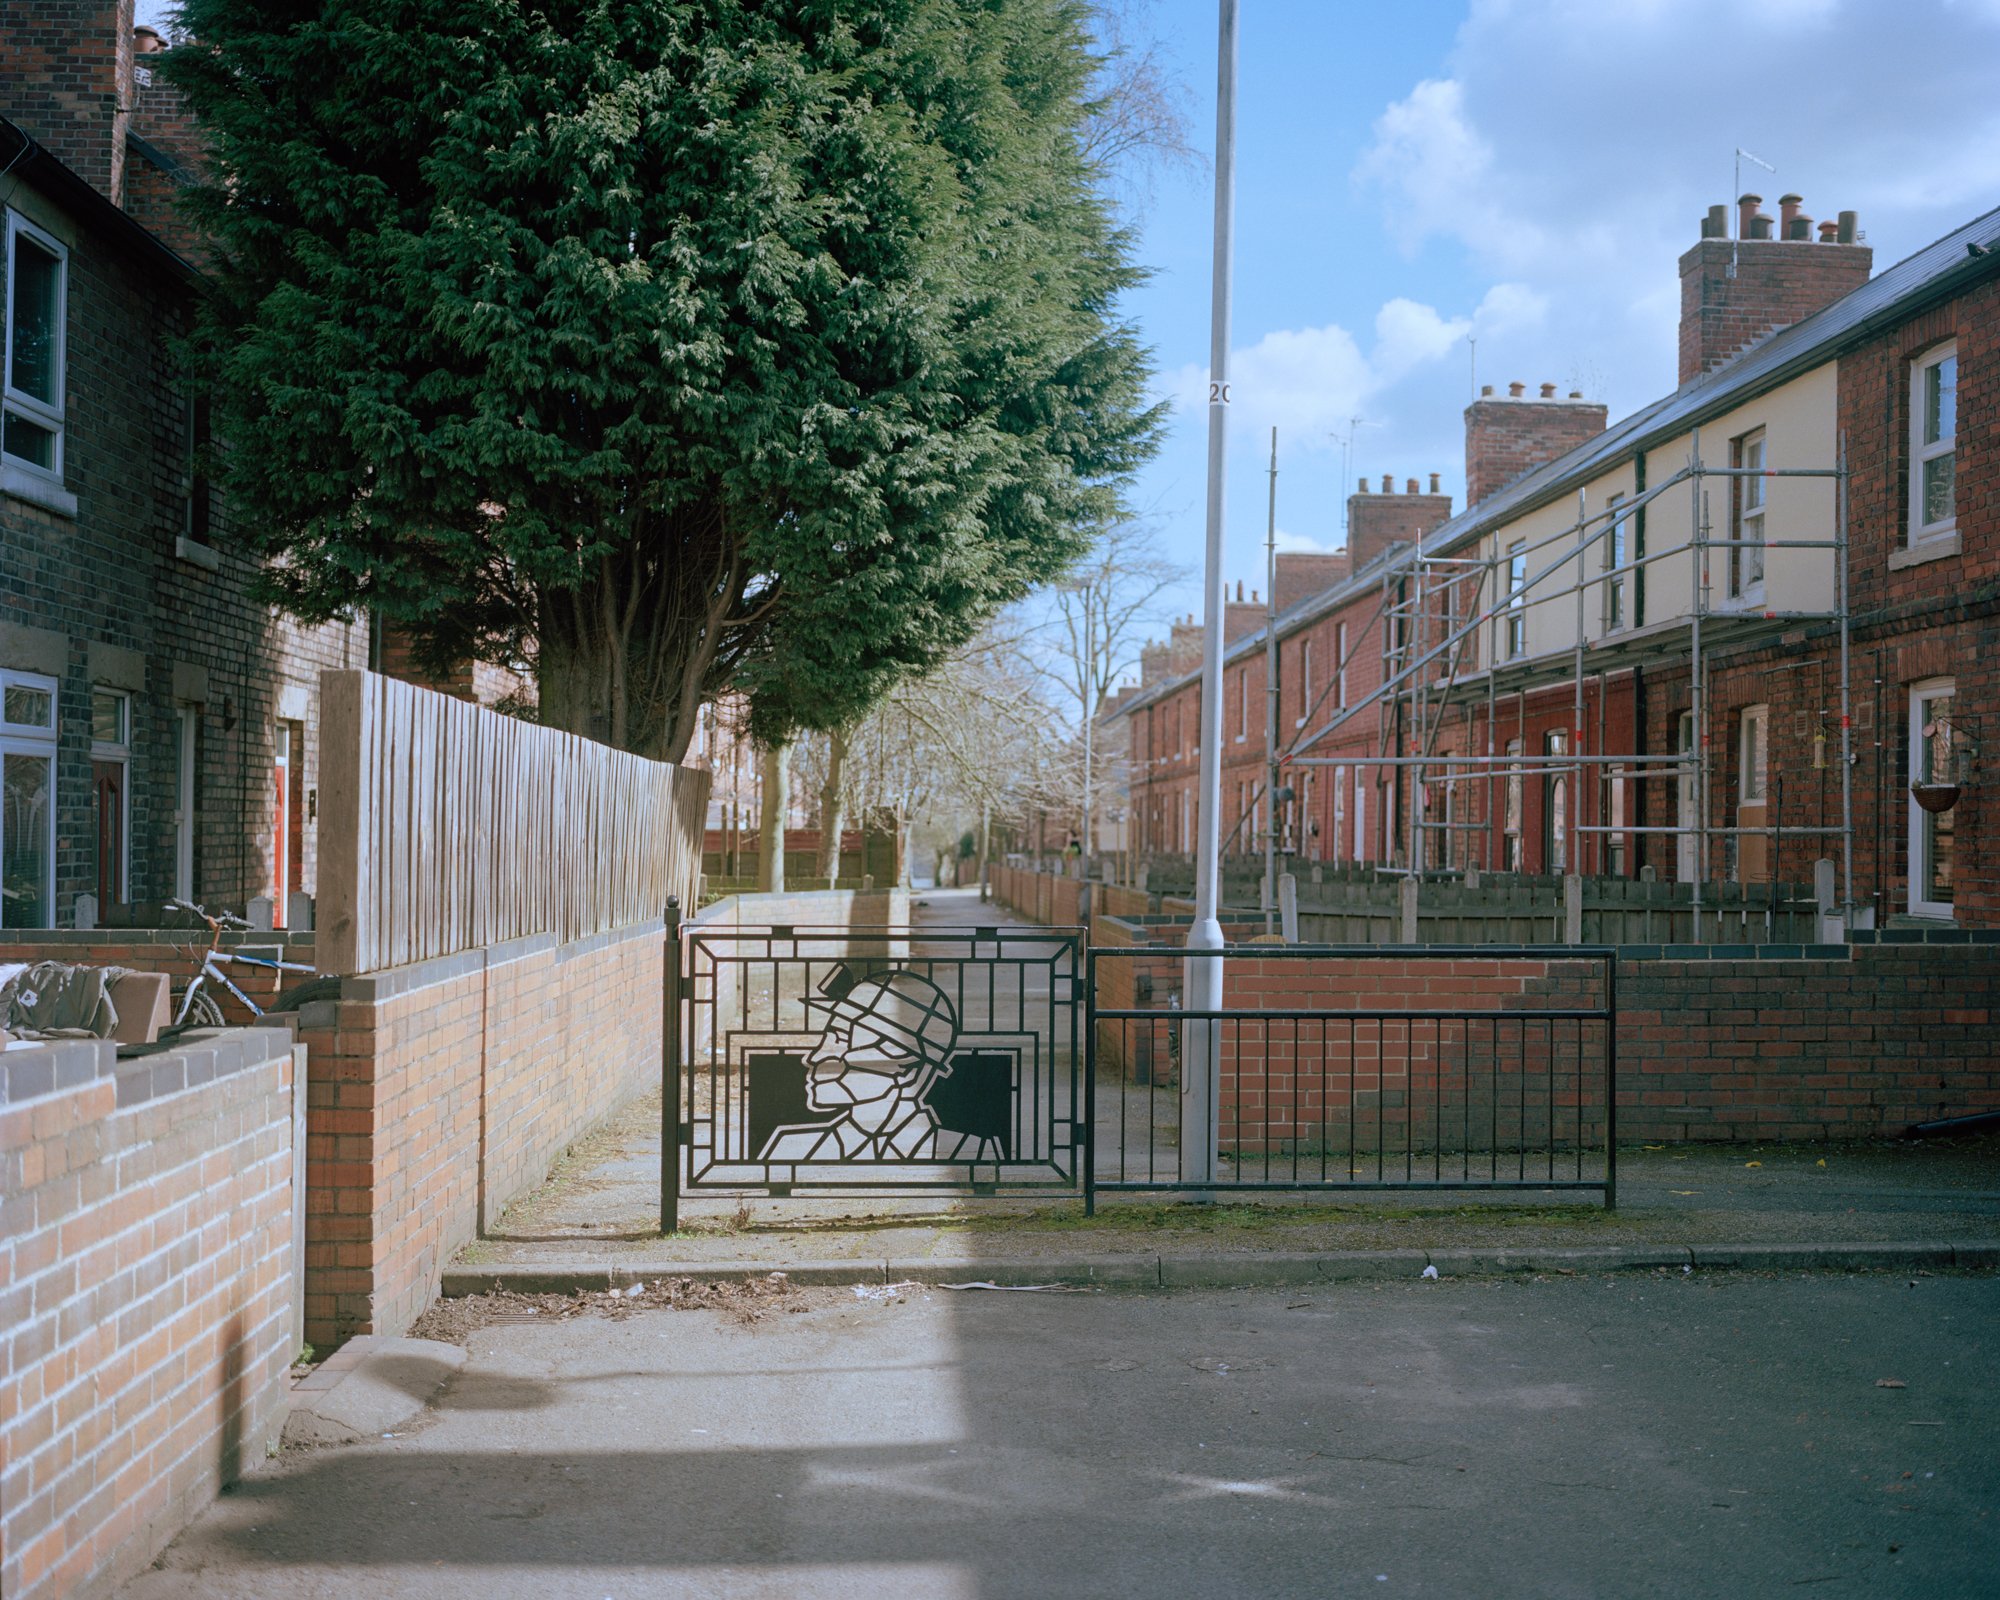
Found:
<box><xmin>759</xmin><ymin>969</ymin><xmax>961</xmax><ymax>1161</ymax></box>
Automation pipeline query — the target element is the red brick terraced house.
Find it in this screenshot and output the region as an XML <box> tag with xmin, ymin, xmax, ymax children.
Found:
<box><xmin>1120</xmin><ymin>192</ymin><xmax>2000</xmax><ymax>932</ymax></box>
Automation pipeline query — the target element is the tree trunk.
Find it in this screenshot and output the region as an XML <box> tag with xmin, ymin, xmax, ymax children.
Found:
<box><xmin>817</xmin><ymin>726</ymin><xmax>848</xmax><ymax>887</ymax></box>
<box><xmin>758</xmin><ymin>742</ymin><xmax>790</xmax><ymax>893</ymax></box>
<box><xmin>893</xmin><ymin>804</ymin><xmax>911</xmax><ymax>889</ymax></box>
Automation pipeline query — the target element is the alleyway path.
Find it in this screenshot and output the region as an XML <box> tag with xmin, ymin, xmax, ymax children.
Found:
<box><xmin>455</xmin><ymin>885</ymin><xmax>2000</xmax><ymax>1273</ymax></box>
<box><xmin>125</xmin><ymin>1273</ymin><xmax>2000</xmax><ymax>1598</ymax></box>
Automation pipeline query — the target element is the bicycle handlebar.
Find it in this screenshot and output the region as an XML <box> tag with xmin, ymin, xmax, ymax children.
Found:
<box><xmin>166</xmin><ymin>898</ymin><xmax>254</xmax><ymax>931</ymax></box>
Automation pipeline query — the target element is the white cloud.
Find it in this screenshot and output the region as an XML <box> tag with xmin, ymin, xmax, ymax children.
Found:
<box><xmin>1352</xmin><ymin>0</ymin><xmax>2000</xmax><ymax>423</ymax></box>
<box><xmin>1273</xmin><ymin>527</ymin><xmax>1341</xmax><ymax>555</ymax></box>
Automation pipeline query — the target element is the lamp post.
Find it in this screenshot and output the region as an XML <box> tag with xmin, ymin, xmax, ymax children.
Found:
<box><xmin>1183</xmin><ymin>0</ymin><xmax>1238</xmax><ymax>1193</ymax></box>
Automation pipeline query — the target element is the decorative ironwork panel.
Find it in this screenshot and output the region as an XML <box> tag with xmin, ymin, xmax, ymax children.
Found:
<box><xmin>681</xmin><ymin>925</ymin><xmax>1082</xmax><ymax>1193</ymax></box>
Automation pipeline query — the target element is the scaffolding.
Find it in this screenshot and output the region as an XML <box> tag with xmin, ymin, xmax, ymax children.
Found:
<box><xmin>1288</xmin><ymin>428</ymin><xmax>1856</xmax><ymax>941</ymax></box>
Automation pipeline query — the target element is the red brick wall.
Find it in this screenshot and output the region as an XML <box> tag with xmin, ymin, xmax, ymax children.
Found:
<box><xmin>1348</xmin><ymin>484</ymin><xmax>1454</xmax><ymax>567</ymax></box>
<box><xmin>294</xmin><ymin>919</ymin><xmax>662</xmax><ymax>1350</ymax></box>
<box><xmin>1678</xmin><ymin>236</ymin><xmax>1873</xmax><ymax>385</ymax></box>
<box><xmin>1463</xmin><ymin>393</ymin><xmax>1608</xmax><ymax>507</ymax></box>
<box><xmin>0</xmin><ymin>0</ymin><xmax>134</xmax><ymax>201</ymax></box>
<box><xmin>1616</xmin><ymin>943</ymin><xmax>2000</xmax><ymax>1140</ymax></box>
<box><xmin>0</xmin><ymin>1028</ymin><xmax>300</xmax><ymax>1600</ymax></box>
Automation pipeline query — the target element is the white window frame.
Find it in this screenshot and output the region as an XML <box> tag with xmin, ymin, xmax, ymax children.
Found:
<box><xmin>1296</xmin><ymin>639</ymin><xmax>1312</xmax><ymax>728</ymax></box>
<box><xmin>1</xmin><ymin>668</ymin><xmax>59</xmax><ymax>929</ymax></box>
<box><xmin>1730</xmin><ymin>430</ymin><xmax>1767</xmax><ymax>604</ymax></box>
<box><xmin>173</xmin><ymin>706</ymin><xmax>198</xmax><ymax>900</ymax></box>
<box><xmin>1333</xmin><ymin>764</ymin><xmax>1346</xmax><ymax>862</ymax></box>
<box><xmin>1909</xmin><ymin>678</ymin><xmax>1956</xmax><ymax>919</ymax></box>
<box><xmin>1504</xmin><ymin>542</ymin><xmax>1527</xmax><ymax>658</ymax></box>
<box><xmin>1503</xmin><ymin>737</ymin><xmax>1524</xmax><ymax>872</ymax></box>
<box><xmin>1604</xmin><ymin>495</ymin><xmax>1629</xmax><ymax>633</ymax></box>
<box><xmin>1909</xmin><ymin>342</ymin><xmax>1957</xmax><ymax>545</ymax></box>
<box><xmin>1738</xmin><ymin>704</ymin><xmax>1768</xmax><ymax>804</ymax></box>
<box><xmin>91</xmin><ymin>689</ymin><xmax>132</xmax><ymax>905</ymax></box>
<box><xmin>1335</xmin><ymin>623</ymin><xmax>1349</xmax><ymax>708</ymax></box>
<box><xmin>1234</xmin><ymin>668</ymin><xmax>1247</xmax><ymax>742</ymax></box>
<box><xmin>3</xmin><ymin>211</ymin><xmax>68</xmax><ymax>482</ymax></box>
<box><xmin>1352</xmin><ymin>771</ymin><xmax>1367</xmax><ymax>864</ymax></box>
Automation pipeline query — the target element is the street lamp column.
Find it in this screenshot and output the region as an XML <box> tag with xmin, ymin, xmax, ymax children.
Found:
<box><xmin>1183</xmin><ymin>0</ymin><xmax>1237</xmax><ymax>1193</ymax></box>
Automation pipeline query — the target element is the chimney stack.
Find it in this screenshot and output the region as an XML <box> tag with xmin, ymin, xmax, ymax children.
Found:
<box><xmin>1679</xmin><ymin>191</ymin><xmax>1872</xmax><ymax>384</ymax></box>
<box><xmin>1273</xmin><ymin>551</ymin><xmax>1352</xmax><ymax>610</ymax></box>
<box><xmin>1347</xmin><ymin>473</ymin><xmax>1454</xmax><ymax>569</ymax></box>
<box><xmin>1463</xmin><ymin>385</ymin><xmax>1608</xmax><ymax>507</ymax></box>
<box><xmin>0</xmin><ymin>0</ymin><xmax>139</xmax><ymax>204</ymax></box>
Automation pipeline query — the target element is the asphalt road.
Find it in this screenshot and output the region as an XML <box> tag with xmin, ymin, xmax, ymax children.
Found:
<box><xmin>126</xmin><ymin>1273</ymin><xmax>1998</xmax><ymax>1600</ymax></box>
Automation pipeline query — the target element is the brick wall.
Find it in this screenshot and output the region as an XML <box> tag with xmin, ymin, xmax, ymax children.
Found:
<box><xmin>0</xmin><ymin>931</ymin><xmax>319</xmax><ymax>1024</ymax></box>
<box><xmin>0</xmin><ymin>0</ymin><xmax>134</xmax><ymax>202</ymax></box>
<box><xmin>0</xmin><ymin>102</ymin><xmax>370</xmax><ymax>928</ymax></box>
<box><xmin>1678</xmin><ymin>235</ymin><xmax>1873</xmax><ymax>385</ymax></box>
<box><xmin>1463</xmin><ymin>390</ymin><xmax>1608</xmax><ymax>507</ymax></box>
<box><xmin>1348</xmin><ymin>480</ymin><xmax>1454</xmax><ymax>567</ymax></box>
<box><xmin>293</xmin><ymin>919</ymin><xmax>663</xmax><ymax>1350</ymax></box>
<box><xmin>0</xmin><ymin>1028</ymin><xmax>301</xmax><ymax>1600</ymax></box>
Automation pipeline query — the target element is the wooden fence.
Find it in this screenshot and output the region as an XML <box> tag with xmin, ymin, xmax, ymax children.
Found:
<box><xmin>316</xmin><ymin>670</ymin><xmax>708</xmax><ymax>975</ymax></box>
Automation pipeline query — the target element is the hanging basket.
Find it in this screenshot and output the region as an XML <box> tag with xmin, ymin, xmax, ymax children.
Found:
<box><xmin>1910</xmin><ymin>781</ymin><xmax>1961</xmax><ymax>814</ymax></box>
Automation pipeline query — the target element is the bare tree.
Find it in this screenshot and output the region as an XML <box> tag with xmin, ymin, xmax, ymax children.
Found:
<box><xmin>1018</xmin><ymin>519</ymin><xmax>1191</xmax><ymax>867</ymax></box>
<box><xmin>1082</xmin><ymin>1</ymin><xmax>1204</xmax><ymax>191</ymax></box>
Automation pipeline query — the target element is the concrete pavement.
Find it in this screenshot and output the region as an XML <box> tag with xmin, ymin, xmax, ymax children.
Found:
<box><xmin>125</xmin><ymin>1273</ymin><xmax>2000</xmax><ymax>1599</ymax></box>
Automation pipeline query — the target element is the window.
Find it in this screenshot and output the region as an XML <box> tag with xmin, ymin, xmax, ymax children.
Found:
<box><xmin>1333</xmin><ymin>765</ymin><xmax>1346</xmax><ymax>862</ymax></box>
<box><xmin>1739</xmin><ymin>705</ymin><xmax>1768</xmax><ymax>804</ymax></box>
<box><xmin>1608</xmin><ymin>774</ymin><xmax>1628</xmax><ymax>878</ymax></box>
<box><xmin>3</xmin><ymin>212</ymin><xmax>67</xmax><ymax>478</ymax></box>
<box><xmin>1544</xmin><ymin>730</ymin><xmax>1569</xmax><ymax>874</ymax></box>
<box><xmin>1504</xmin><ymin>542</ymin><xmax>1527</xmax><ymax>658</ymax></box>
<box><xmin>1503</xmin><ymin>738</ymin><xmax>1524</xmax><ymax>872</ymax></box>
<box><xmin>91</xmin><ymin>689</ymin><xmax>131</xmax><ymax>906</ymax></box>
<box><xmin>1335</xmin><ymin>623</ymin><xmax>1349</xmax><ymax>708</ymax></box>
<box><xmin>1</xmin><ymin>669</ymin><xmax>58</xmax><ymax>927</ymax></box>
<box><xmin>1297</xmin><ymin>639</ymin><xmax>1312</xmax><ymax>727</ymax></box>
<box><xmin>184</xmin><ymin>391</ymin><xmax>212</xmax><ymax>544</ymax></box>
<box><xmin>1730</xmin><ymin>430</ymin><xmax>1766</xmax><ymax>601</ymax></box>
<box><xmin>173</xmin><ymin>707</ymin><xmax>200</xmax><ymax>901</ymax></box>
<box><xmin>1352</xmin><ymin>771</ymin><xmax>1367</xmax><ymax>863</ymax></box>
<box><xmin>1676</xmin><ymin>711</ymin><xmax>1699</xmax><ymax>883</ymax></box>
<box><xmin>1234</xmin><ymin>669</ymin><xmax>1247</xmax><ymax>742</ymax></box>
<box><xmin>1604</xmin><ymin>495</ymin><xmax>1629</xmax><ymax>632</ymax></box>
<box><xmin>1909</xmin><ymin>679</ymin><xmax>1956</xmax><ymax>918</ymax></box>
<box><xmin>1910</xmin><ymin>343</ymin><xmax>1957</xmax><ymax>543</ymax></box>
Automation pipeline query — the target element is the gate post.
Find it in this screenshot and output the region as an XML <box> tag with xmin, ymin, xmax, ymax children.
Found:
<box><xmin>661</xmin><ymin>897</ymin><xmax>682</xmax><ymax>1235</ymax></box>
<box><xmin>1083</xmin><ymin>942</ymin><xmax>1097</xmax><ymax>1218</ymax></box>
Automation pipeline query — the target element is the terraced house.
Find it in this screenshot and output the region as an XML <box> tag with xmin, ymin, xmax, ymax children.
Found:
<box><xmin>1120</xmin><ymin>192</ymin><xmax>1998</xmax><ymax>931</ymax></box>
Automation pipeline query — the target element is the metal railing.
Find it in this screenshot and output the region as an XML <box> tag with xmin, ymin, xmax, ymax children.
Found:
<box><xmin>1085</xmin><ymin>944</ymin><xmax>1617</xmax><ymax>1210</ymax></box>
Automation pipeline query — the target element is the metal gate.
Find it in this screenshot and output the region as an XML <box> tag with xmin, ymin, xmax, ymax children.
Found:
<box><xmin>660</xmin><ymin>913</ymin><xmax>1616</xmax><ymax>1228</ymax></box>
<box><xmin>662</xmin><ymin>914</ymin><xmax>1082</xmax><ymax>1230</ymax></box>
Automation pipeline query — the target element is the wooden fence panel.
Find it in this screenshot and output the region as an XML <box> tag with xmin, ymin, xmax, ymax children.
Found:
<box><xmin>316</xmin><ymin>670</ymin><xmax>709</xmax><ymax>975</ymax></box>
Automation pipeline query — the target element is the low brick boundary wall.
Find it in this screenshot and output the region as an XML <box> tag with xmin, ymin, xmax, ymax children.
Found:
<box><xmin>1</xmin><ymin>1029</ymin><xmax>301</xmax><ymax>1600</ymax></box>
<box><xmin>1086</xmin><ymin>916</ymin><xmax>2000</xmax><ymax>1144</ymax></box>
<box><xmin>0</xmin><ymin>930</ymin><xmax>319</xmax><ymax>1025</ymax></box>
<box><xmin>296</xmin><ymin>918</ymin><xmax>664</xmax><ymax>1350</ymax></box>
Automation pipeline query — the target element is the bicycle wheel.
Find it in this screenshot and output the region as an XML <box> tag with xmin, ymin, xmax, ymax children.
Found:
<box><xmin>271</xmin><ymin>977</ymin><xmax>342</xmax><ymax>1012</ymax></box>
<box><xmin>169</xmin><ymin>986</ymin><xmax>226</xmax><ymax>1032</ymax></box>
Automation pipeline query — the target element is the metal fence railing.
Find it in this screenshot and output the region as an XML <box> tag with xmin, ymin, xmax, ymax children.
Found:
<box><xmin>1085</xmin><ymin>945</ymin><xmax>1617</xmax><ymax>1210</ymax></box>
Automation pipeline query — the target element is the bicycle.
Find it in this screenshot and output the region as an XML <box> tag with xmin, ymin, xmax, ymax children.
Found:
<box><xmin>163</xmin><ymin>898</ymin><xmax>337</xmax><ymax>1033</ymax></box>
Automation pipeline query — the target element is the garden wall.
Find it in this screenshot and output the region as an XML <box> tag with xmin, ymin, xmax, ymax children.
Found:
<box><xmin>1</xmin><ymin>1029</ymin><xmax>302</xmax><ymax>1600</ymax></box>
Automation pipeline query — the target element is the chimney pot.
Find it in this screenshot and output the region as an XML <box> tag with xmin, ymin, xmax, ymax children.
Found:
<box><xmin>1818</xmin><ymin>219</ymin><xmax>1840</xmax><ymax>242</ymax></box>
<box><xmin>1379</xmin><ymin>474</ymin><xmax>1392</xmax><ymax>493</ymax></box>
<box><xmin>1539</xmin><ymin>382</ymin><xmax>1557</xmax><ymax>399</ymax></box>
<box><xmin>1356</xmin><ymin>477</ymin><xmax>1367</xmax><ymax>493</ymax></box>
<box><xmin>1738</xmin><ymin>193</ymin><xmax>1763</xmax><ymax>238</ymax></box>
<box><xmin>1480</xmin><ymin>384</ymin><xmax>1494</xmax><ymax>397</ymax></box>
<box><xmin>1429</xmin><ymin>472</ymin><xmax>1441</xmax><ymax>494</ymax></box>
<box><xmin>1703</xmin><ymin>203</ymin><xmax>1728</xmax><ymax>240</ymax></box>
<box><xmin>1786</xmin><ymin>216</ymin><xmax>1812</xmax><ymax>240</ymax></box>
<box><xmin>1251</xmin><ymin>590</ymin><xmax>1259</xmax><ymax>604</ymax></box>
<box><xmin>1778</xmin><ymin>194</ymin><xmax>1803</xmax><ymax>231</ymax></box>
<box><xmin>1837</xmin><ymin>209</ymin><xmax>1859</xmax><ymax>244</ymax></box>
<box><xmin>1405</xmin><ymin>478</ymin><xmax>1418</xmax><ymax>494</ymax></box>
<box><xmin>133</xmin><ymin>25</ymin><xmax>165</xmax><ymax>53</ymax></box>
<box><xmin>1568</xmin><ymin>390</ymin><xmax>1583</xmax><ymax>400</ymax></box>
<box><xmin>1235</xmin><ymin>580</ymin><xmax>1244</xmax><ymax>602</ymax></box>
<box><xmin>1508</xmin><ymin>381</ymin><xmax>1525</xmax><ymax>398</ymax></box>
<box><xmin>1748</xmin><ymin>213</ymin><xmax>1773</xmax><ymax>241</ymax></box>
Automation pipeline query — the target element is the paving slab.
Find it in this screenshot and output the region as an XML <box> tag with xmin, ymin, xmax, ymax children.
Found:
<box><xmin>283</xmin><ymin>1337</ymin><xmax>466</xmax><ymax>1448</ymax></box>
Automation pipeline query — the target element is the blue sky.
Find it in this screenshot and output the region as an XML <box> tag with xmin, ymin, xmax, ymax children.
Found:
<box><xmin>139</xmin><ymin>1</ymin><xmax>2000</xmax><ymax>675</ymax></box>
<box><xmin>1114</xmin><ymin>0</ymin><xmax>2000</xmax><ymax>650</ymax></box>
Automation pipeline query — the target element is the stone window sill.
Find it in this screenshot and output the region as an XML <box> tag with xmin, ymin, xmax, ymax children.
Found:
<box><xmin>1</xmin><ymin>461</ymin><xmax>78</xmax><ymax>519</ymax></box>
<box><xmin>175</xmin><ymin>535</ymin><xmax>222</xmax><ymax>572</ymax></box>
<box><xmin>1888</xmin><ymin>533</ymin><xmax>1959</xmax><ymax>570</ymax></box>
